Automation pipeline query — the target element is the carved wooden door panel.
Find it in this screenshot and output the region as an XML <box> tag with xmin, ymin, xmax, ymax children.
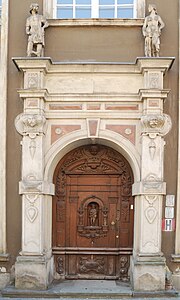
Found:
<box><xmin>53</xmin><ymin>145</ymin><xmax>134</xmax><ymax>280</ymax></box>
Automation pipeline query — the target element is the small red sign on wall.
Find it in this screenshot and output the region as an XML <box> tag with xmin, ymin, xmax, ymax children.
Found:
<box><xmin>162</xmin><ymin>219</ymin><xmax>175</xmax><ymax>231</ymax></box>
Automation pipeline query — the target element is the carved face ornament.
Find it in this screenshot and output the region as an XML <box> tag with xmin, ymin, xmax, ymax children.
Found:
<box><xmin>27</xmin><ymin>116</ymin><xmax>37</xmax><ymax>127</ymax></box>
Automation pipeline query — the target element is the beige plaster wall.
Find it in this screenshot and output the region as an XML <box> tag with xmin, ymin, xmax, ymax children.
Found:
<box><xmin>5</xmin><ymin>0</ymin><xmax>179</xmax><ymax>274</ymax></box>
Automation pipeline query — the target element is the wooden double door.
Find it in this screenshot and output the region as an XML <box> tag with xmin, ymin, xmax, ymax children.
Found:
<box><xmin>53</xmin><ymin>144</ymin><xmax>134</xmax><ymax>280</ymax></box>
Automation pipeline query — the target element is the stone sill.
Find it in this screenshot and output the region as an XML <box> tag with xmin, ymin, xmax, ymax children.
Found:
<box><xmin>47</xmin><ymin>18</ymin><xmax>144</xmax><ymax>27</ymax></box>
<box><xmin>0</xmin><ymin>254</ymin><xmax>10</xmax><ymax>262</ymax></box>
<box><xmin>171</xmin><ymin>254</ymin><xmax>180</xmax><ymax>262</ymax></box>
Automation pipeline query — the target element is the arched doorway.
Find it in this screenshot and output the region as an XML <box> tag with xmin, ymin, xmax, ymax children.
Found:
<box><xmin>52</xmin><ymin>144</ymin><xmax>134</xmax><ymax>280</ymax></box>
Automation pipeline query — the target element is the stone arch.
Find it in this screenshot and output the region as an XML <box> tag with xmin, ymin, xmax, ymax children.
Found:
<box><xmin>44</xmin><ymin>129</ymin><xmax>140</xmax><ymax>183</ymax></box>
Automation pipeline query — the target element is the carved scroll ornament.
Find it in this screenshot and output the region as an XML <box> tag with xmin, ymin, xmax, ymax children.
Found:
<box><xmin>15</xmin><ymin>113</ymin><xmax>46</xmax><ymax>138</ymax></box>
<box><xmin>141</xmin><ymin>114</ymin><xmax>172</xmax><ymax>138</ymax></box>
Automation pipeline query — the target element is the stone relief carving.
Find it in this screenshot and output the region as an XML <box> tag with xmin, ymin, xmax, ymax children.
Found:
<box><xmin>141</xmin><ymin>114</ymin><xmax>172</xmax><ymax>138</ymax></box>
<box><xmin>144</xmin><ymin>195</ymin><xmax>158</xmax><ymax>224</ymax></box>
<box><xmin>15</xmin><ymin>113</ymin><xmax>46</xmax><ymax>138</ymax></box>
<box><xmin>29</xmin><ymin>140</ymin><xmax>36</xmax><ymax>159</ymax></box>
<box><xmin>26</xmin><ymin>73</ymin><xmax>39</xmax><ymax>89</ymax></box>
<box><xmin>148</xmin><ymin>140</ymin><xmax>156</xmax><ymax>160</ymax></box>
<box><xmin>145</xmin><ymin>206</ymin><xmax>157</xmax><ymax>224</ymax></box>
<box><xmin>25</xmin><ymin>194</ymin><xmax>39</xmax><ymax>223</ymax></box>
<box><xmin>142</xmin><ymin>173</ymin><xmax>164</xmax><ymax>193</ymax></box>
<box><xmin>149</xmin><ymin>73</ymin><xmax>161</xmax><ymax>89</ymax></box>
<box><xmin>26</xmin><ymin>3</ymin><xmax>48</xmax><ymax>57</ymax></box>
<box><xmin>20</xmin><ymin>174</ymin><xmax>43</xmax><ymax>193</ymax></box>
<box><xmin>142</xmin><ymin>4</ymin><xmax>165</xmax><ymax>57</ymax></box>
<box><xmin>79</xmin><ymin>256</ymin><xmax>105</xmax><ymax>274</ymax></box>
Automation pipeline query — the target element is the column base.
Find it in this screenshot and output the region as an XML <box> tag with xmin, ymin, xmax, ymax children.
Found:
<box><xmin>172</xmin><ymin>273</ymin><xmax>180</xmax><ymax>291</ymax></box>
<box><xmin>0</xmin><ymin>273</ymin><xmax>10</xmax><ymax>289</ymax></box>
<box><xmin>131</xmin><ymin>254</ymin><xmax>166</xmax><ymax>291</ymax></box>
<box><xmin>15</xmin><ymin>254</ymin><xmax>53</xmax><ymax>290</ymax></box>
<box><xmin>0</xmin><ymin>254</ymin><xmax>10</xmax><ymax>289</ymax></box>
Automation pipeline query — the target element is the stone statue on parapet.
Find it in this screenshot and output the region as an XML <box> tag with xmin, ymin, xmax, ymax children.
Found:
<box><xmin>26</xmin><ymin>3</ymin><xmax>48</xmax><ymax>57</ymax></box>
<box><xmin>142</xmin><ymin>4</ymin><xmax>165</xmax><ymax>57</ymax></box>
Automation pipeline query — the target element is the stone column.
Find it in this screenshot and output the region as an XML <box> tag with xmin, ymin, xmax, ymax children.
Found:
<box><xmin>131</xmin><ymin>59</ymin><xmax>173</xmax><ymax>291</ymax></box>
<box><xmin>14</xmin><ymin>69</ymin><xmax>54</xmax><ymax>290</ymax></box>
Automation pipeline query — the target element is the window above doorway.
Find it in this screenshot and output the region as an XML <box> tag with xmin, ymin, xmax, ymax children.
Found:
<box><xmin>55</xmin><ymin>0</ymin><xmax>135</xmax><ymax>19</ymax></box>
<box><xmin>43</xmin><ymin>0</ymin><xmax>145</xmax><ymax>20</ymax></box>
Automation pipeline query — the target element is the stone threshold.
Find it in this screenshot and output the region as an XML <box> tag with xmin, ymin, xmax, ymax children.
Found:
<box><xmin>133</xmin><ymin>289</ymin><xmax>178</xmax><ymax>298</ymax></box>
<box><xmin>1</xmin><ymin>280</ymin><xmax>179</xmax><ymax>299</ymax></box>
<box><xmin>2</xmin><ymin>280</ymin><xmax>132</xmax><ymax>298</ymax></box>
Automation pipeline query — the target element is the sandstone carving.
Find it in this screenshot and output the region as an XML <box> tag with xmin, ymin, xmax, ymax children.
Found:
<box><xmin>142</xmin><ymin>4</ymin><xmax>165</xmax><ymax>57</ymax></box>
<box><xmin>149</xmin><ymin>140</ymin><xmax>156</xmax><ymax>160</ymax></box>
<box><xmin>26</xmin><ymin>3</ymin><xmax>48</xmax><ymax>57</ymax></box>
<box><xmin>141</xmin><ymin>114</ymin><xmax>172</xmax><ymax>137</ymax></box>
<box><xmin>26</xmin><ymin>206</ymin><xmax>38</xmax><ymax>223</ymax></box>
<box><xmin>15</xmin><ymin>113</ymin><xmax>46</xmax><ymax>138</ymax></box>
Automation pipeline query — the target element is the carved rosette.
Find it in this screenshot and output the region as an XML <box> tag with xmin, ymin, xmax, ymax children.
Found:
<box><xmin>141</xmin><ymin>114</ymin><xmax>172</xmax><ymax>138</ymax></box>
<box><xmin>15</xmin><ymin>113</ymin><xmax>46</xmax><ymax>138</ymax></box>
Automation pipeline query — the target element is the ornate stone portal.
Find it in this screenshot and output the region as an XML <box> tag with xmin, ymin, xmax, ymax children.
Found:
<box><xmin>13</xmin><ymin>57</ymin><xmax>174</xmax><ymax>290</ymax></box>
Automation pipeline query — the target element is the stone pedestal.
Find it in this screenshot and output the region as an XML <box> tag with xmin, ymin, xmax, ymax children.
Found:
<box><xmin>15</xmin><ymin>255</ymin><xmax>53</xmax><ymax>290</ymax></box>
<box><xmin>131</xmin><ymin>255</ymin><xmax>166</xmax><ymax>291</ymax></box>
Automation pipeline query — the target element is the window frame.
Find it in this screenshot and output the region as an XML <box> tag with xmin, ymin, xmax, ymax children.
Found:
<box><xmin>43</xmin><ymin>0</ymin><xmax>145</xmax><ymax>19</ymax></box>
<box><xmin>54</xmin><ymin>0</ymin><xmax>136</xmax><ymax>19</ymax></box>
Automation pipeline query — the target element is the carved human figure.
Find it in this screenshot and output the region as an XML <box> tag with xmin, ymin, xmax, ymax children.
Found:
<box><xmin>26</xmin><ymin>3</ymin><xmax>48</xmax><ymax>57</ymax></box>
<box><xmin>89</xmin><ymin>204</ymin><xmax>98</xmax><ymax>226</ymax></box>
<box><xmin>142</xmin><ymin>4</ymin><xmax>165</xmax><ymax>57</ymax></box>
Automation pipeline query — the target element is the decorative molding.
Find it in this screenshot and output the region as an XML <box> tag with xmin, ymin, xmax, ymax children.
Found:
<box><xmin>145</xmin><ymin>206</ymin><xmax>157</xmax><ymax>224</ymax></box>
<box><xmin>141</xmin><ymin>114</ymin><xmax>172</xmax><ymax>138</ymax></box>
<box><xmin>26</xmin><ymin>206</ymin><xmax>38</xmax><ymax>223</ymax></box>
<box><xmin>15</xmin><ymin>113</ymin><xmax>46</xmax><ymax>138</ymax></box>
<box><xmin>19</xmin><ymin>178</ymin><xmax>54</xmax><ymax>195</ymax></box>
<box><xmin>119</xmin><ymin>256</ymin><xmax>130</xmax><ymax>281</ymax></box>
<box><xmin>79</xmin><ymin>256</ymin><xmax>105</xmax><ymax>274</ymax></box>
<box><xmin>25</xmin><ymin>194</ymin><xmax>39</xmax><ymax>223</ymax></box>
<box><xmin>57</xmin><ymin>256</ymin><xmax>64</xmax><ymax>275</ymax></box>
<box><xmin>29</xmin><ymin>140</ymin><xmax>36</xmax><ymax>159</ymax></box>
<box><xmin>26</xmin><ymin>72</ymin><xmax>40</xmax><ymax>89</ymax></box>
<box><xmin>149</xmin><ymin>140</ymin><xmax>156</xmax><ymax>160</ymax></box>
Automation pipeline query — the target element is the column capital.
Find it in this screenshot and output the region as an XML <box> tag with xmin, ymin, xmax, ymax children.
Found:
<box><xmin>132</xmin><ymin>180</ymin><xmax>166</xmax><ymax>196</ymax></box>
<box><xmin>137</xmin><ymin>57</ymin><xmax>175</xmax><ymax>74</ymax></box>
<box><xmin>19</xmin><ymin>181</ymin><xmax>54</xmax><ymax>195</ymax></box>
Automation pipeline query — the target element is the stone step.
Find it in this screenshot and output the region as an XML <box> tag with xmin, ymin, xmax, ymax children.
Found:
<box><xmin>1</xmin><ymin>279</ymin><xmax>179</xmax><ymax>299</ymax></box>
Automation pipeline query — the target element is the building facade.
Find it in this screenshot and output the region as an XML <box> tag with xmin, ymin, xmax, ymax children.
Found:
<box><xmin>0</xmin><ymin>0</ymin><xmax>180</xmax><ymax>293</ymax></box>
